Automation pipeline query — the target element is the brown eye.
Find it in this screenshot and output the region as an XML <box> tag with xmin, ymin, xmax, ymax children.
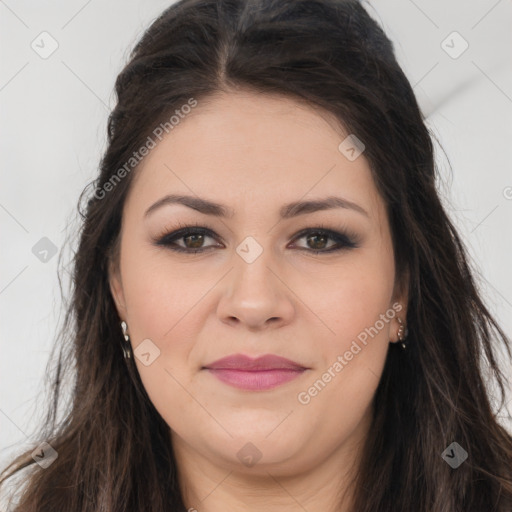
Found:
<box><xmin>291</xmin><ymin>228</ymin><xmax>359</xmax><ymax>253</ymax></box>
<box><xmin>305</xmin><ymin>232</ymin><xmax>330</xmax><ymax>250</ymax></box>
<box><xmin>182</xmin><ymin>233</ymin><xmax>207</xmax><ymax>249</ymax></box>
<box><xmin>155</xmin><ymin>227</ymin><xmax>221</xmax><ymax>253</ymax></box>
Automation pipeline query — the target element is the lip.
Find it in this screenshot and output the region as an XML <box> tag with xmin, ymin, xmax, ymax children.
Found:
<box><xmin>203</xmin><ymin>354</ymin><xmax>309</xmax><ymax>391</ymax></box>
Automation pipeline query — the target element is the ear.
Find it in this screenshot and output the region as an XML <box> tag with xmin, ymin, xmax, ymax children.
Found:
<box><xmin>108</xmin><ymin>260</ymin><xmax>127</xmax><ymax>317</ymax></box>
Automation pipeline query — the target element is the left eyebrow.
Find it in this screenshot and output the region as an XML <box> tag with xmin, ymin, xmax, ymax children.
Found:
<box><xmin>144</xmin><ymin>194</ymin><xmax>369</xmax><ymax>219</ymax></box>
<box><xmin>280</xmin><ymin>196</ymin><xmax>369</xmax><ymax>219</ymax></box>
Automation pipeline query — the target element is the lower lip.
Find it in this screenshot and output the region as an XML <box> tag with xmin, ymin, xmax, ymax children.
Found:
<box><xmin>204</xmin><ymin>368</ymin><xmax>306</xmax><ymax>390</ymax></box>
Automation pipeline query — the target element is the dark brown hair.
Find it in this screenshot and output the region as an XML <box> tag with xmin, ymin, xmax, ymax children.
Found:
<box><xmin>1</xmin><ymin>0</ymin><xmax>511</xmax><ymax>510</ymax></box>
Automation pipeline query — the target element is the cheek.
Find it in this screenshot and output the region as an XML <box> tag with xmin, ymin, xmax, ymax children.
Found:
<box><xmin>294</xmin><ymin>272</ymin><xmax>394</xmax><ymax>448</ymax></box>
<box><xmin>117</xmin><ymin>247</ymin><xmax>214</xmax><ymax>418</ymax></box>
<box><xmin>319</xmin><ymin>255</ymin><xmax>395</xmax><ymax>345</ymax></box>
<box><xmin>303</xmin><ymin>252</ymin><xmax>395</xmax><ymax>417</ymax></box>
<box><xmin>120</xmin><ymin>244</ymin><xmax>210</xmax><ymax>340</ymax></box>
<box><xmin>119</xmin><ymin>250</ymin><xmax>207</xmax><ymax>426</ymax></box>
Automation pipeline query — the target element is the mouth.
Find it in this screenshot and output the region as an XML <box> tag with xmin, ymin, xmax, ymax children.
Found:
<box><xmin>202</xmin><ymin>354</ymin><xmax>309</xmax><ymax>391</ymax></box>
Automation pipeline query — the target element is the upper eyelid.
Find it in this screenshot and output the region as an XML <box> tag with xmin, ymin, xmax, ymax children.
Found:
<box><xmin>155</xmin><ymin>224</ymin><xmax>359</xmax><ymax>248</ymax></box>
<box><xmin>158</xmin><ymin>224</ymin><xmax>349</xmax><ymax>239</ymax></box>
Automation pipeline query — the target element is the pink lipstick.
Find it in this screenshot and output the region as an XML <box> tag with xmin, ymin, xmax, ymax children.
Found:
<box><xmin>203</xmin><ymin>354</ymin><xmax>308</xmax><ymax>391</ymax></box>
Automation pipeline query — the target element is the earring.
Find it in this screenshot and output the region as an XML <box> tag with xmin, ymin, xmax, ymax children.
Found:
<box><xmin>397</xmin><ymin>317</ymin><xmax>408</xmax><ymax>350</ymax></box>
<box><xmin>120</xmin><ymin>321</ymin><xmax>132</xmax><ymax>359</ymax></box>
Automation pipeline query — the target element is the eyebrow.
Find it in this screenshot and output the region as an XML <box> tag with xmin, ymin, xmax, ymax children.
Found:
<box><xmin>144</xmin><ymin>194</ymin><xmax>369</xmax><ymax>219</ymax></box>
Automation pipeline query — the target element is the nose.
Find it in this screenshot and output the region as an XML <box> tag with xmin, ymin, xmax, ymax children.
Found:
<box><xmin>216</xmin><ymin>250</ymin><xmax>295</xmax><ymax>331</ymax></box>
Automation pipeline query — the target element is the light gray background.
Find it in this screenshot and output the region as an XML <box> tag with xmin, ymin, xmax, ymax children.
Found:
<box><xmin>1</xmin><ymin>0</ymin><xmax>511</xmax><ymax>475</ymax></box>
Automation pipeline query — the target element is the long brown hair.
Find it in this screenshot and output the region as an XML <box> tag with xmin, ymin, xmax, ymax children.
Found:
<box><xmin>2</xmin><ymin>0</ymin><xmax>511</xmax><ymax>510</ymax></box>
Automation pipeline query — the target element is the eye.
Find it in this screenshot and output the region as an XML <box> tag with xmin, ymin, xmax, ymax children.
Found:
<box><xmin>153</xmin><ymin>223</ymin><xmax>221</xmax><ymax>253</ymax></box>
<box><xmin>153</xmin><ymin>223</ymin><xmax>360</xmax><ymax>254</ymax></box>
<box><xmin>290</xmin><ymin>226</ymin><xmax>359</xmax><ymax>253</ymax></box>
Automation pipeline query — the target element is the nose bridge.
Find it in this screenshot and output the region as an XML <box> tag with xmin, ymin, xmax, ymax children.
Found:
<box><xmin>231</xmin><ymin>236</ymin><xmax>279</xmax><ymax>302</ymax></box>
<box><xmin>216</xmin><ymin>235</ymin><xmax>295</xmax><ymax>328</ymax></box>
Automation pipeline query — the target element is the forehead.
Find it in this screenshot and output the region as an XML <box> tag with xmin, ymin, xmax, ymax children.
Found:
<box><xmin>125</xmin><ymin>90</ymin><xmax>384</xmax><ymax>223</ymax></box>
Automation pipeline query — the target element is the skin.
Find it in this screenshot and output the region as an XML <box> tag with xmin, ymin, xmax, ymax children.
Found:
<box><xmin>109</xmin><ymin>89</ymin><xmax>408</xmax><ymax>512</ymax></box>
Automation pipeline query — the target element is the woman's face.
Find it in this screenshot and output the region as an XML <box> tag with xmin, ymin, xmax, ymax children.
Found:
<box><xmin>109</xmin><ymin>90</ymin><xmax>407</xmax><ymax>477</ymax></box>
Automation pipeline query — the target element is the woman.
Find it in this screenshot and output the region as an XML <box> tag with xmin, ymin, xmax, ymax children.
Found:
<box><xmin>1</xmin><ymin>0</ymin><xmax>511</xmax><ymax>510</ymax></box>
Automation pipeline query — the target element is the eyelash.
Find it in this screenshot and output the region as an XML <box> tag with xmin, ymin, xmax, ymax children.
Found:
<box><xmin>153</xmin><ymin>221</ymin><xmax>360</xmax><ymax>255</ymax></box>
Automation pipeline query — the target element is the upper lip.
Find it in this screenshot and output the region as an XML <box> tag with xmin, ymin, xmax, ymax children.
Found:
<box><xmin>203</xmin><ymin>354</ymin><xmax>308</xmax><ymax>371</ymax></box>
